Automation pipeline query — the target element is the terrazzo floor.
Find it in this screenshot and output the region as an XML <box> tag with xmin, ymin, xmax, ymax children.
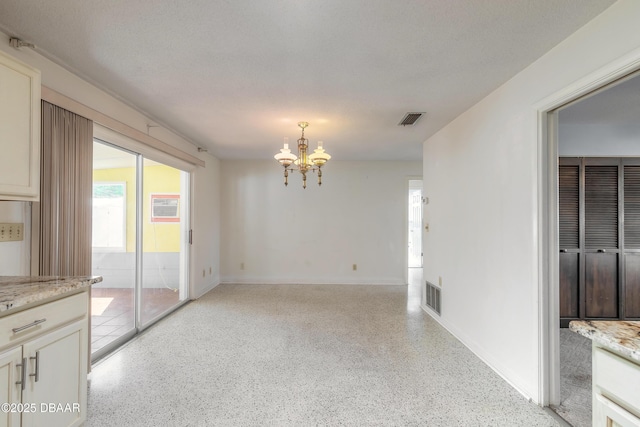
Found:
<box><xmin>87</xmin><ymin>276</ymin><xmax>560</xmax><ymax>426</ymax></box>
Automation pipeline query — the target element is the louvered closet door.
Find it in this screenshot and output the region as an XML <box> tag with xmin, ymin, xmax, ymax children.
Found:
<box><xmin>584</xmin><ymin>165</ymin><xmax>619</xmax><ymax>318</ymax></box>
<box><xmin>559</xmin><ymin>163</ymin><xmax>580</xmax><ymax>318</ymax></box>
<box><xmin>624</xmin><ymin>165</ymin><xmax>640</xmax><ymax>317</ymax></box>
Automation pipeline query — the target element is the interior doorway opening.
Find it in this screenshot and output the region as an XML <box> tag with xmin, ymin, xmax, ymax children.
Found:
<box><xmin>407</xmin><ymin>179</ymin><xmax>423</xmax><ymax>311</ymax></box>
<box><xmin>538</xmin><ymin>54</ymin><xmax>640</xmax><ymax>424</ymax></box>
<box><xmin>408</xmin><ymin>179</ymin><xmax>423</xmax><ymax>269</ymax></box>
<box><xmin>550</xmin><ymin>70</ymin><xmax>640</xmax><ymax>427</ymax></box>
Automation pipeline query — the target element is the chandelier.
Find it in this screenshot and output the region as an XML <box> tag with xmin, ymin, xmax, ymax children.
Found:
<box><xmin>274</xmin><ymin>121</ymin><xmax>331</xmax><ymax>188</ymax></box>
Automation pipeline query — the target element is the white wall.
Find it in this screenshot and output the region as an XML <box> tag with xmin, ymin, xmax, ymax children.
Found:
<box><xmin>0</xmin><ymin>32</ymin><xmax>220</xmax><ymax>297</ymax></box>
<box><xmin>0</xmin><ymin>201</ymin><xmax>30</xmax><ymax>275</ymax></box>
<box><xmin>559</xmin><ymin>123</ymin><xmax>640</xmax><ymax>156</ymax></box>
<box><xmin>422</xmin><ymin>0</ymin><xmax>640</xmax><ymax>402</ymax></box>
<box><xmin>221</xmin><ymin>160</ymin><xmax>421</xmax><ymax>285</ymax></box>
<box><xmin>191</xmin><ymin>154</ymin><xmax>222</xmax><ymax>297</ymax></box>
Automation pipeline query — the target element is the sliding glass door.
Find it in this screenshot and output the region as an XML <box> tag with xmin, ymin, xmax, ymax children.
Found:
<box><xmin>91</xmin><ymin>142</ymin><xmax>137</xmax><ymax>355</ymax></box>
<box><xmin>91</xmin><ymin>140</ymin><xmax>190</xmax><ymax>359</ymax></box>
<box><xmin>140</xmin><ymin>159</ymin><xmax>189</xmax><ymax>325</ymax></box>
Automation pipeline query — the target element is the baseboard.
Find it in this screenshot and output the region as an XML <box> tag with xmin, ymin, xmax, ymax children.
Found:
<box><xmin>220</xmin><ymin>277</ymin><xmax>405</xmax><ymax>286</ymax></box>
<box><xmin>420</xmin><ymin>304</ymin><xmax>537</xmax><ymax>404</ymax></box>
<box><xmin>191</xmin><ymin>279</ymin><xmax>220</xmax><ymax>299</ymax></box>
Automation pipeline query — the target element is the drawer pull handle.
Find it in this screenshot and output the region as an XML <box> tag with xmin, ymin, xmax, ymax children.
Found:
<box><xmin>15</xmin><ymin>357</ymin><xmax>26</xmax><ymax>391</ymax></box>
<box><xmin>29</xmin><ymin>351</ymin><xmax>40</xmax><ymax>382</ymax></box>
<box><xmin>12</xmin><ymin>318</ymin><xmax>47</xmax><ymax>333</ymax></box>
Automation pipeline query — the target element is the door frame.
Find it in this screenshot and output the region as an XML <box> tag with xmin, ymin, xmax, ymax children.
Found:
<box><xmin>535</xmin><ymin>47</ymin><xmax>640</xmax><ymax>406</ymax></box>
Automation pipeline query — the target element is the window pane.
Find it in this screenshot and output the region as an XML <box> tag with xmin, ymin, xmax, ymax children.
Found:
<box><xmin>91</xmin><ymin>141</ymin><xmax>137</xmax><ymax>355</ymax></box>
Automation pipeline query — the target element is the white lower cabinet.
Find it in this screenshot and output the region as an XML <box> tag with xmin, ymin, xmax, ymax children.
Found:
<box><xmin>0</xmin><ymin>293</ymin><xmax>88</xmax><ymax>427</ymax></box>
<box><xmin>595</xmin><ymin>394</ymin><xmax>640</xmax><ymax>427</ymax></box>
<box><xmin>0</xmin><ymin>348</ymin><xmax>22</xmax><ymax>427</ymax></box>
<box><xmin>593</xmin><ymin>346</ymin><xmax>640</xmax><ymax>427</ymax></box>
<box><xmin>21</xmin><ymin>321</ymin><xmax>86</xmax><ymax>427</ymax></box>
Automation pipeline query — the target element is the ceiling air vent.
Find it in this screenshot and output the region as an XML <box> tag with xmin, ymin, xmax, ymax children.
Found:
<box><xmin>398</xmin><ymin>112</ymin><xmax>425</xmax><ymax>126</ymax></box>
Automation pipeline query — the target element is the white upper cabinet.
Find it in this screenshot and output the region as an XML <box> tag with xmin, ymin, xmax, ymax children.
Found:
<box><xmin>0</xmin><ymin>50</ymin><xmax>40</xmax><ymax>201</ymax></box>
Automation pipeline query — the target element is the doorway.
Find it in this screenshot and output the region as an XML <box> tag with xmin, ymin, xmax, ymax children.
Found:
<box><xmin>408</xmin><ymin>179</ymin><xmax>423</xmax><ymax>310</ymax></box>
<box><xmin>408</xmin><ymin>179</ymin><xmax>423</xmax><ymax>269</ymax></box>
<box><xmin>550</xmin><ymin>72</ymin><xmax>640</xmax><ymax>426</ymax></box>
<box><xmin>90</xmin><ymin>139</ymin><xmax>191</xmax><ymax>360</ymax></box>
<box><xmin>538</xmin><ymin>55</ymin><xmax>640</xmax><ymax>415</ymax></box>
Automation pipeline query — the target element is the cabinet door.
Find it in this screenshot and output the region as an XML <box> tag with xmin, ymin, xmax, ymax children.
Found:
<box><xmin>0</xmin><ymin>50</ymin><xmax>40</xmax><ymax>201</ymax></box>
<box><xmin>0</xmin><ymin>347</ymin><xmax>22</xmax><ymax>427</ymax></box>
<box><xmin>21</xmin><ymin>321</ymin><xmax>87</xmax><ymax>427</ymax></box>
<box><xmin>594</xmin><ymin>394</ymin><xmax>640</xmax><ymax>427</ymax></box>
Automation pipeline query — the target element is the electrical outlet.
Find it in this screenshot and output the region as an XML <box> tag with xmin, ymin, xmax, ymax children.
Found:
<box><xmin>209</xmin><ymin>267</ymin><xmax>212</xmax><ymax>275</ymax></box>
<box><xmin>352</xmin><ymin>264</ymin><xmax>357</xmax><ymax>271</ymax></box>
<box><xmin>0</xmin><ymin>223</ymin><xmax>24</xmax><ymax>242</ymax></box>
<box><xmin>240</xmin><ymin>262</ymin><xmax>245</xmax><ymax>270</ymax></box>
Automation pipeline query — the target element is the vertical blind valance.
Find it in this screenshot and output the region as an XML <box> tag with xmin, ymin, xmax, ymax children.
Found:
<box><xmin>40</xmin><ymin>101</ymin><xmax>93</xmax><ymax>276</ymax></box>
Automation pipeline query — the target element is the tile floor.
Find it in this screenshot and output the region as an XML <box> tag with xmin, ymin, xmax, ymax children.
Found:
<box><xmin>91</xmin><ymin>288</ymin><xmax>181</xmax><ymax>354</ymax></box>
<box><xmin>552</xmin><ymin>329</ymin><xmax>592</xmax><ymax>427</ymax></box>
<box><xmin>87</xmin><ymin>276</ymin><xmax>560</xmax><ymax>426</ymax></box>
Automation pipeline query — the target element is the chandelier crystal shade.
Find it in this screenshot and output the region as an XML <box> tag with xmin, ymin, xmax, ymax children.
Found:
<box><xmin>274</xmin><ymin>122</ymin><xmax>331</xmax><ymax>188</ymax></box>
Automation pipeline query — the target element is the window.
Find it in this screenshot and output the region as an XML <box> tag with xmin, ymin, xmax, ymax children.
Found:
<box><xmin>92</xmin><ymin>182</ymin><xmax>126</xmax><ymax>251</ymax></box>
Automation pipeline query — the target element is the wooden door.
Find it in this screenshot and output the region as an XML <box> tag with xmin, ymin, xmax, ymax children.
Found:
<box><xmin>558</xmin><ymin>158</ymin><xmax>640</xmax><ymax>325</ymax></box>
<box><xmin>559</xmin><ymin>162</ymin><xmax>580</xmax><ymax>319</ymax></box>
<box><xmin>584</xmin><ymin>164</ymin><xmax>619</xmax><ymax>318</ymax></box>
<box><xmin>624</xmin><ymin>165</ymin><xmax>640</xmax><ymax>318</ymax></box>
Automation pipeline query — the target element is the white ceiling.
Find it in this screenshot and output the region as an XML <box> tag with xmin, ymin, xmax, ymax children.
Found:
<box><xmin>0</xmin><ymin>0</ymin><xmax>616</xmax><ymax>160</ymax></box>
<box><xmin>560</xmin><ymin>71</ymin><xmax>640</xmax><ymax>125</ymax></box>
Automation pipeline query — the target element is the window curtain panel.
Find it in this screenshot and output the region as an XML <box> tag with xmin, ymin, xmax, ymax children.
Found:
<box><xmin>40</xmin><ymin>100</ymin><xmax>93</xmax><ymax>276</ymax></box>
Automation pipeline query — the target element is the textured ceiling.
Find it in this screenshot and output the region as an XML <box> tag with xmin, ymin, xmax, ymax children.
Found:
<box><xmin>0</xmin><ymin>0</ymin><xmax>616</xmax><ymax>160</ymax></box>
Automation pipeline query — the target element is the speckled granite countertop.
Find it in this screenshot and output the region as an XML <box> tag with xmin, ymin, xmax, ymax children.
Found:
<box><xmin>570</xmin><ymin>320</ymin><xmax>640</xmax><ymax>363</ymax></box>
<box><xmin>0</xmin><ymin>276</ymin><xmax>102</xmax><ymax>313</ymax></box>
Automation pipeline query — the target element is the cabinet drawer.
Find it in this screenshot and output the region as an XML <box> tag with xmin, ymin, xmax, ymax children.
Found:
<box><xmin>594</xmin><ymin>346</ymin><xmax>640</xmax><ymax>418</ymax></box>
<box><xmin>0</xmin><ymin>292</ymin><xmax>88</xmax><ymax>349</ymax></box>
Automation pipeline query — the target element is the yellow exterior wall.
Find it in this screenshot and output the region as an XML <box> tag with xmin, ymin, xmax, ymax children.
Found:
<box><xmin>143</xmin><ymin>164</ymin><xmax>182</xmax><ymax>252</ymax></box>
<box><xmin>93</xmin><ymin>164</ymin><xmax>182</xmax><ymax>252</ymax></box>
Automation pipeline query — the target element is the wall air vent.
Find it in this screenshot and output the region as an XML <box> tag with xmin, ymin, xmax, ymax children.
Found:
<box><xmin>425</xmin><ymin>281</ymin><xmax>441</xmax><ymax>315</ymax></box>
<box><xmin>398</xmin><ymin>112</ymin><xmax>425</xmax><ymax>126</ymax></box>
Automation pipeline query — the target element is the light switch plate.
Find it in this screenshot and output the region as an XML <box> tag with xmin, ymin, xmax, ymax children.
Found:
<box><xmin>0</xmin><ymin>223</ymin><xmax>24</xmax><ymax>242</ymax></box>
